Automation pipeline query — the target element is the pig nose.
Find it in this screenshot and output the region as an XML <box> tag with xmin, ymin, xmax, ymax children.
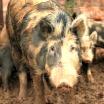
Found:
<box><xmin>84</xmin><ymin>60</ymin><xmax>92</xmax><ymax>63</ymax></box>
<box><xmin>57</xmin><ymin>83</ymin><xmax>71</xmax><ymax>89</ymax></box>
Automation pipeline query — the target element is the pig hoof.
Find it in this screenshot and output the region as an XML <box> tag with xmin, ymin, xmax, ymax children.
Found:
<box><xmin>19</xmin><ymin>97</ymin><xmax>26</xmax><ymax>101</ymax></box>
<box><xmin>4</xmin><ymin>91</ymin><xmax>10</xmax><ymax>99</ymax></box>
<box><xmin>19</xmin><ymin>93</ymin><xmax>27</xmax><ymax>100</ymax></box>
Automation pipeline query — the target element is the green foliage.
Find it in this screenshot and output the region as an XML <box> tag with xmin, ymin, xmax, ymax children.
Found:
<box><xmin>65</xmin><ymin>0</ymin><xmax>75</xmax><ymax>16</ymax></box>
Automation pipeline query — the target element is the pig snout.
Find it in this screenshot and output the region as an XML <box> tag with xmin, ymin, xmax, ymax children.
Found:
<box><xmin>50</xmin><ymin>67</ymin><xmax>78</xmax><ymax>90</ymax></box>
<box><xmin>83</xmin><ymin>59</ymin><xmax>92</xmax><ymax>64</ymax></box>
<box><xmin>57</xmin><ymin>82</ymin><xmax>72</xmax><ymax>89</ymax></box>
<box><xmin>82</xmin><ymin>52</ymin><xmax>94</xmax><ymax>63</ymax></box>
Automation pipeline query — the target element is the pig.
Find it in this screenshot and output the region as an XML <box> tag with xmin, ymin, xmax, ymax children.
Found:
<box><xmin>88</xmin><ymin>19</ymin><xmax>104</xmax><ymax>62</ymax></box>
<box><xmin>6</xmin><ymin>0</ymin><xmax>88</xmax><ymax>103</ymax></box>
<box><xmin>71</xmin><ymin>15</ymin><xmax>98</xmax><ymax>83</ymax></box>
<box><xmin>0</xmin><ymin>25</ymin><xmax>14</xmax><ymax>96</ymax></box>
<box><xmin>88</xmin><ymin>19</ymin><xmax>104</xmax><ymax>48</ymax></box>
<box><xmin>80</xmin><ymin>31</ymin><xmax>97</xmax><ymax>83</ymax></box>
<box><xmin>80</xmin><ymin>19</ymin><xmax>104</xmax><ymax>82</ymax></box>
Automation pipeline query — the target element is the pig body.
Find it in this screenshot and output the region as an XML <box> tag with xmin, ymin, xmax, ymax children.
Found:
<box><xmin>88</xmin><ymin>19</ymin><xmax>104</xmax><ymax>61</ymax></box>
<box><xmin>6</xmin><ymin>0</ymin><xmax>89</xmax><ymax>103</ymax></box>
<box><xmin>88</xmin><ymin>19</ymin><xmax>104</xmax><ymax>47</ymax></box>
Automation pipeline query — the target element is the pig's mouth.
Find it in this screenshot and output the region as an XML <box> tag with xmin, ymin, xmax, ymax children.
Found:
<box><xmin>42</xmin><ymin>73</ymin><xmax>72</xmax><ymax>92</ymax></box>
<box><xmin>57</xmin><ymin>82</ymin><xmax>72</xmax><ymax>89</ymax></box>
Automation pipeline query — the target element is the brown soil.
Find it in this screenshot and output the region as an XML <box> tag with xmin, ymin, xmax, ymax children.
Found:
<box><xmin>0</xmin><ymin>61</ymin><xmax>104</xmax><ymax>104</ymax></box>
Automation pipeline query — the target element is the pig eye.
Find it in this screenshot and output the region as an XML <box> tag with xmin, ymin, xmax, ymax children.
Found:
<box><xmin>70</xmin><ymin>45</ymin><xmax>76</xmax><ymax>51</ymax></box>
<box><xmin>50</xmin><ymin>46</ymin><xmax>54</xmax><ymax>51</ymax></box>
<box><xmin>49</xmin><ymin>46</ymin><xmax>55</xmax><ymax>55</ymax></box>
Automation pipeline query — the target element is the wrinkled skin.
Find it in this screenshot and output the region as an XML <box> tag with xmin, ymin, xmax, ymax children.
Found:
<box><xmin>6</xmin><ymin>0</ymin><xmax>88</xmax><ymax>103</ymax></box>
<box><xmin>0</xmin><ymin>25</ymin><xmax>14</xmax><ymax>97</ymax></box>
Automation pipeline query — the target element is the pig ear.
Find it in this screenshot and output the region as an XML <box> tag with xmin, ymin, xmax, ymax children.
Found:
<box><xmin>90</xmin><ymin>31</ymin><xmax>97</xmax><ymax>44</ymax></box>
<box><xmin>71</xmin><ymin>14</ymin><xmax>88</xmax><ymax>39</ymax></box>
<box><xmin>39</xmin><ymin>18</ymin><xmax>54</xmax><ymax>39</ymax></box>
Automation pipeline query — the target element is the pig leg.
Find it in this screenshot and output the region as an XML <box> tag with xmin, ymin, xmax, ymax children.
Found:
<box><xmin>42</xmin><ymin>74</ymin><xmax>53</xmax><ymax>103</ymax></box>
<box><xmin>18</xmin><ymin>65</ymin><xmax>27</xmax><ymax>100</ymax></box>
<box><xmin>2</xmin><ymin>71</ymin><xmax>10</xmax><ymax>92</ymax></box>
<box><xmin>3</xmin><ymin>75</ymin><xmax>9</xmax><ymax>98</ymax></box>
<box><xmin>33</xmin><ymin>74</ymin><xmax>46</xmax><ymax>104</ymax></box>
<box><xmin>2</xmin><ymin>54</ymin><xmax>13</xmax><ymax>98</ymax></box>
<box><xmin>11</xmin><ymin>48</ymin><xmax>27</xmax><ymax>99</ymax></box>
<box><xmin>82</xmin><ymin>63</ymin><xmax>94</xmax><ymax>83</ymax></box>
<box><xmin>87</xmin><ymin>65</ymin><xmax>94</xmax><ymax>83</ymax></box>
<box><xmin>2</xmin><ymin>68</ymin><xmax>10</xmax><ymax>98</ymax></box>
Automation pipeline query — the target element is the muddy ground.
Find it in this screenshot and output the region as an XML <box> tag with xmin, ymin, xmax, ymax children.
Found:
<box><xmin>0</xmin><ymin>61</ymin><xmax>104</xmax><ymax>104</ymax></box>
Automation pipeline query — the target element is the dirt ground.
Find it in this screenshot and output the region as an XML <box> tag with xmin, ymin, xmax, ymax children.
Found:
<box><xmin>0</xmin><ymin>61</ymin><xmax>104</xmax><ymax>104</ymax></box>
